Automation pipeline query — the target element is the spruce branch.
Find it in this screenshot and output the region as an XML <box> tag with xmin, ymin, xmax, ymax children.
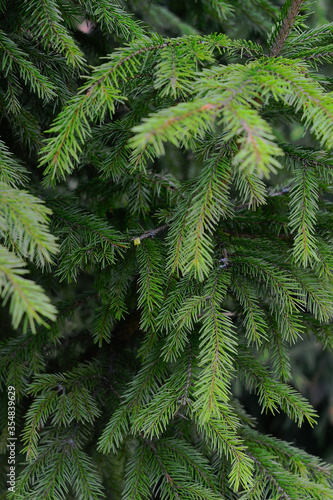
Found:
<box><xmin>234</xmin><ymin>186</ymin><xmax>291</xmax><ymax>209</ymax></box>
<box><xmin>178</xmin><ymin>343</ymin><xmax>193</xmax><ymax>405</ymax></box>
<box><xmin>22</xmin><ymin>0</ymin><xmax>86</xmax><ymax>69</ymax></box>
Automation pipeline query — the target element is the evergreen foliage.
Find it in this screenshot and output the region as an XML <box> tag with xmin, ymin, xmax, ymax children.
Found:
<box><xmin>1</xmin><ymin>0</ymin><xmax>333</xmax><ymax>498</ymax></box>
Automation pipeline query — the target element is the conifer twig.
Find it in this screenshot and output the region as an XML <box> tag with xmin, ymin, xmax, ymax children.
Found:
<box><xmin>269</xmin><ymin>0</ymin><xmax>305</xmax><ymax>57</ymax></box>
<box><xmin>248</xmin><ymin>453</ymin><xmax>292</xmax><ymax>500</ymax></box>
<box><xmin>148</xmin><ymin>440</ymin><xmax>181</xmax><ymax>499</ymax></box>
<box><xmin>179</xmin><ymin>344</ymin><xmax>192</xmax><ymax>405</ymax></box>
<box><xmin>234</xmin><ymin>186</ymin><xmax>291</xmax><ymax>209</ymax></box>
<box><xmin>132</xmin><ymin>188</ymin><xmax>292</xmax><ymax>244</ymax></box>
<box><xmin>131</xmin><ymin>224</ymin><xmax>168</xmax><ymax>243</ymax></box>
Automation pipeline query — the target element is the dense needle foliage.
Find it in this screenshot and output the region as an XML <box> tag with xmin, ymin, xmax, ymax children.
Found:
<box><xmin>1</xmin><ymin>0</ymin><xmax>333</xmax><ymax>498</ymax></box>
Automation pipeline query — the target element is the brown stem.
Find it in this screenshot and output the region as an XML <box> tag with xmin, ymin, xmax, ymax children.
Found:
<box><xmin>270</xmin><ymin>0</ymin><xmax>305</xmax><ymax>57</ymax></box>
<box><xmin>131</xmin><ymin>224</ymin><xmax>168</xmax><ymax>242</ymax></box>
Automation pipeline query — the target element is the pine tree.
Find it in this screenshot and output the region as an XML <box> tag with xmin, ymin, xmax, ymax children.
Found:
<box><xmin>1</xmin><ymin>0</ymin><xmax>333</xmax><ymax>498</ymax></box>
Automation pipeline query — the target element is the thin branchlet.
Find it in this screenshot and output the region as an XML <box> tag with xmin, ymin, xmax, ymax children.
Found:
<box><xmin>270</xmin><ymin>0</ymin><xmax>305</xmax><ymax>57</ymax></box>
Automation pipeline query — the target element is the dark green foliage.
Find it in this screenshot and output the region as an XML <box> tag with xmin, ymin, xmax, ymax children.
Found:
<box><xmin>1</xmin><ymin>0</ymin><xmax>333</xmax><ymax>498</ymax></box>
